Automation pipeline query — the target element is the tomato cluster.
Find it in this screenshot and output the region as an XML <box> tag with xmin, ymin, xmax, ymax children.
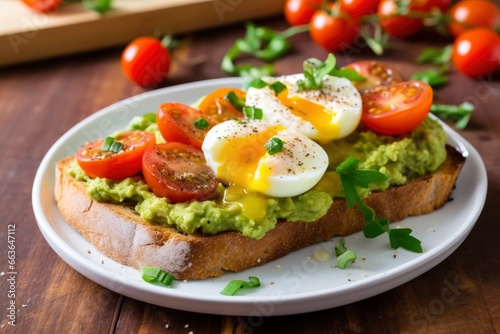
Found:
<box><xmin>284</xmin><ymin>0</ymin><xmax>500</xmax><ymax>78</ymax></box>
<box><xmin>76</xmin><ymin>88</ymin><xmax>246</xmax><ymax>203</ymax></box>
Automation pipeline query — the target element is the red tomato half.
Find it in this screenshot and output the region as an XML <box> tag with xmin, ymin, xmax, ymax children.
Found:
<box><xmin>142</xmin><ymin>143</ymin><xmax>219</xmax><ymax>203</ymax></box>
<box><xmin>344</xmin><ymin>60</ymin><xmax>403</xmax><ymax>93</ymax></box>
<box><xmin>121</xmin><ymin>37</ymin><xmax>171</xmax><ymax>88</ymax></box>
<box><xmin>284</xmin><ymin>0</ymin><xmax>322</xmax><ymax>26</ymax></box>
<box><xmin>377</xmin><ymin>0</ymin><xmax>426</xmax><ymax>38</ymax></box>
<box><xmin>22</xmin><ymin>0</ymin><xmax>62</xmax><ymax>13</ymax></box>
<box><xmin>157</xmin><ymin>103</ymin><xmax>211</xmax><ymax>149</ymax></box>
<box><xmin>309</xmin><ymin>9</ymin><xmax>359</xmax><ymax>52</ymax></box>
<box><xmin>198</xmin><ymin>88</ymin><xmax>246</xmax><ymax>123</ymax></box>
<box><xmin>339</xmin><ymin>0</ymin><xmax>380</xmax><ymax>19</ymax></box>
<box><xmin>448</xmin><ymin>0</ymin><xmax>500</xmax><ymax>37</ymax></box>
<box><xmin>361</xmin><ymin>80</ymin><xmax>433</xmax><ymax>135</ymax></box>
<box><xmin>76</xmin><ymin>131</ymin><xmax>156</xmax><ymax>179</ymax></box>
<box><xmin>452</xmin><ymin>28</ymin><xmax>500</xmax><ymax>77</ymax></box>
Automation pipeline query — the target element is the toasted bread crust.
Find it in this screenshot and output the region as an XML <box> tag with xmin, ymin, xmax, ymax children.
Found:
<box><xmin>54</xmin><ymin>146</ymin><xmax>465</xmax><ymax>280</ymax></box>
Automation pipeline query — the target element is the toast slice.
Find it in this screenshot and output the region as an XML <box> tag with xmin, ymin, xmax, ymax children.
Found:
<box><xmin>54</xmin><ymin>145</ymin><xmax>465</xmax><ymax>280</ymax></box>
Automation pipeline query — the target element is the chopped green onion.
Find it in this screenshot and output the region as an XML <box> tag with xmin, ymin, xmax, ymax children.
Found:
<box><xmin>264</xmin><ymin>137</ymin><xmax>284</xmax><ymax>155</ymax></box>
<box><xmin>334</xmin><ymin>238</ymin><xmax>357</xmax><ymax>269</ymax></box>
<box><xmin>194</xmin><ymin>117</ymin><xmax>210</xmax><ymax>129</ymax></box>
<box><xmin>220</xmin><ymin>276</ymin><xmax>261</xmax><ymax>296</ymax></box>
<box><xmin>102</xmin><ymin>136</ymin><xmax>115</xmax><ymax>151</ymax></box>
<box><xmin>243</xmin><ymin>106</ymin><xmax>263</xmax><ymax>119</ymax></box>
<box><xmin>140</xmin><ymin>266</ymin><xmax>174</xmax><ymax>287</ymax></box>
<box><xmin>224</xmin><ymin>91</ymin><xmax>246</xmax><ymax>111</ymax></box>
<box><xmin>109</xmin><ymin>141</ymin><xmax>124</xmax><ymax>153</ymax></box>
<box><xmin>269</xmin><ymin>81</ymin><xmax>287</xmax><ymax>95</ymax></box>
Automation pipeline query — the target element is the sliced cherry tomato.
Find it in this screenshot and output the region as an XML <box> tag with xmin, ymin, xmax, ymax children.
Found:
<box><xmin>22</xmin><ymin>0</ymin><xmax>62</xmax><ymax>13</ymax></box>
<box><xmin>377</xmin><ymin>0</ymin><xmax>426</xmax><ymax>38</ymax></box>
<box><xmin>447</xmin><ymin>0</ymin><xmax>500</xmax><ymax>37</ymax></box>
<box><xmin>121</xmin><ymin>37</ymin><xmax>171</xmax><ymax>88</ymax></box>
<box><xmin>309</xmin><ymin>9</ymin><xmax>359</xmax><ymax>52</ymax></box>
<box><xmin>452</xmin><ymin>28</ymin><xmax>500</xmax><ymax>77</ymax></box>
<box><xmin>361</xmin><ymin>80</ymin><xmax>433</xmax><ymax>135</ymax></box>
<box><xmin>76</xmin><ymin>131</ymin><xmax>156</xmax><ymax>179</ymax></box>
<box><xmin>142</xmin><ymin>143</ymin><xmax>219</xmax><ymax>203</ymax></box>
<box><xmin>198</xmin><ymin>88</ymin><xmax>246</xmax><ymax>123</ymax></box>
<box><xmin>157</xmin><ymin>102</ymin><xmax>212</xmax><ymax>149</ymax></box>
<box><xmin>284</xmin><ymin>0</ymin><xmax>323</xmax><ymax>26</ymax></box>
<box><xmin>343</xmin><ymin>60</ymin><xmax>403</xmax><ymax>93</ymax></box>
<box><xmin>339</xmin><ymin>0</ymin><xmax>380</xmax><ymax>19</ymax></box>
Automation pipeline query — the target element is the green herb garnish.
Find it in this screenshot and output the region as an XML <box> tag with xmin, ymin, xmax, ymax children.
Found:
<box><xmin>220</xmin><ymin>276</ymin><xmax>261</xmax><ymax>296</ymax></box>
<box><xmin>336</xmin><ymin>157</ymin><xmax>423</xmax><ymax>253</ymax></box>
<box><xmin>269</xmin><ymin>81</ymin><xmax>287</xmax><ymax>95</ymax></box>
<box><xmin>101</xmin><ymin>136</ymin><xmax>123</xmax><ymax>153</ymax></box>
<box><xmin>334</xmin><ymin>238</ymin><xmax>357</xmax><ymax>269</ymax></box>
<box><xmin>264</xmin><ymin>137</ymin><xmax>284</xmax><ymax>155</ymax></box>
<box><xmin>431</xmin><ymin>102</ymin><xmax>474</xmax><ymax>130</ymax></box>
<box><xmin>140</xmin><ymin>266</ymin><xmax>175</xmax><ymax>287</ymax></box>
<box><xmin>83</xmin><ymin>0</ymin><xmax>113</xmax><ymax>13</ymax></box>
<box><xmin>417</xmin><ymin>45</ymin><xmax>452</xmax><ymax>65</ymax></box>
<box><xmin>194</xmin><ymin>117</ymin><xmax>210</xmax><ymax>129</ymax></box>
<box><xmin>243</xmin><ymin>106</ymin><xmax>263</xmax><ymax>119</ymax></box>
<box><xmin>411</xmin><ymin>68</ymin><xmax>448</xmax><ymax>88</ymax></box>
<box><xmin>297</xmin><ymin>53</ymin><xmax>337</xmax><ymax>91</ymax></box>
<box><xmin>224</xmin><ymin>91</ymin><xmax>246</xmax><ymax>111</ymax></box>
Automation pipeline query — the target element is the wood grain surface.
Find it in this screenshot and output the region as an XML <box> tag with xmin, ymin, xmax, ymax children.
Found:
<box><xmin>1</xmin><ymin>9</ymin><xmax>500</xmax><ymax>334</ymax></box>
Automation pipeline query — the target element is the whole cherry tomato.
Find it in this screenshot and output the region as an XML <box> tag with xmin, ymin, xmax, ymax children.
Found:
<box><xmin>284</xmin><ymin>0</ymin><xmax>323</xmax><ymax>26</ymax></box>
<box><xmin>309</xmin><ymin>9</ymin><xmax>359</xmax><ymax>52</ymax></box>
<box><xmin>452</xmin><ymin>28</ymin><xmax>500</xmax><ymax>77</ymax></box>
<box><xmin>76</xmin><ymin>131</ymin><xmax>156</xmax><ymax>179</ymax></box>
<box><xmin>361</xmin><ymin>80</ymin><xmax>433</xmax><ymax>135</ymax></box>
<box><xmin>121</xmin><ymin>37</ymin><xmax>171</xmax><ymax>88</ymax></box>
<box><xmin>424</xmin><ymin>0</ymin><xmax>451</xmax><ymax>12</ymax></box>
<box><xmin>339</xmin><ymin>0</ymin><xmax>380</xmax><ymax>19</ymax></box>
<box><xmin>447</xmin><ymin>0</ymin><xmax>500</xmax><ymax>37</ymax></box>
<box><xmin>142</xmin><ymin>143</ymin><xmax>219</xmax><ymax>203</ymax></box>
<box><xmin>22</xmin><ymin>0</ymin><xmax>62</xmax><ymax>13</ymax></box>
<box><xmin>377</xmin><ymin>0</ymin><xmax>427</xmax><ymax>38</ymax></box>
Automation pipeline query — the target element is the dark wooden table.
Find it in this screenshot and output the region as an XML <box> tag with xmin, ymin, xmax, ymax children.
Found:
<box><xmin>1</xmin><ymin>13</ymin><xmax>500</xmax><ymax>334</ymax></box>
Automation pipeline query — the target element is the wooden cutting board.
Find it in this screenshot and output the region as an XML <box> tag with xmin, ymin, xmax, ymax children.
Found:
<box><xmin>0</xmin><ymin>0</ymin><xmax>285</xmax><ymax>67</ymax></box>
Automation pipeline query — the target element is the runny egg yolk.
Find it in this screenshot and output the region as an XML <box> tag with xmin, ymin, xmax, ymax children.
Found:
<box><xmin>276</xmin><ymin>88</ymin><xmax>340</xmax><ymax>143</ymax></box>
<box><xmin>216</xmin><ymin>124</ymin><xmax>284</xmax><ymax>193</ymax></box>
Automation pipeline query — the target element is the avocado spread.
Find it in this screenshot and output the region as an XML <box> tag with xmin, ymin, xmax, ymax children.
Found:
<box><xmin>69</xmin><ymin>116</ymin><xmax>447</xmax><ymax>239</ymax></box>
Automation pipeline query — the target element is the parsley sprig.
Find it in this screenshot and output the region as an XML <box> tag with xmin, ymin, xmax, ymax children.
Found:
<box><xmin>336</xmin><ymin>157</ymin><xmax>423</xmax><ymax>253</ymax></box>
<box><xmin>297</xmin><ymin>54</ymin><xmax>366</xmax><ymax>91</ymax></box>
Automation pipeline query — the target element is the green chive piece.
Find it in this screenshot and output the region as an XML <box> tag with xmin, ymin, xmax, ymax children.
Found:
<box><xmin>243</xmin><ymin>106</ymin><xmax>263</xmax><ymax>119</ymax></box>
<box><xmin>220</xmin><ymin>276</ymin><xmax>261</xmax><ymax>296</ymax></box>
<box><xmin>269</xmin><ymin>81</ymin><xmax>287</xmax><ymax>95</ymax></box>
<box><xmin>110</xmin><ymin>141</ymin><xmax>124</xmax><ymax>153</ymax></box>
<box><xmin>224</xmin><ymin>91</ymin><xmax>246</xmax><ymax>111</ymax></box>
<box><xmin>248</xmin><ymin>78</ymin><xmax>268</xmax><ymax>89</ymax></box>
<box><xmin>194</xmin><ymin>117</ymin><xmax>210</xmax><ymax>129</ymax></box>
<box><xmin>265</xmin><ymin>137</ymin><xmax>284</xmax><ymax>155</ymax></box>
<box><xmin>334</xmin><ymin>238</ymin><xmax>357</xmax><ymax>269</ymax></box>
<box><xmin>102</xmin><ymin>137</ymin><xmax>115</xmax><ymax>151</ymax></box>
<box><xmin>140</xmin><ymin>266</ymin><xmax>174</xmax><ymax>287</ymax></box>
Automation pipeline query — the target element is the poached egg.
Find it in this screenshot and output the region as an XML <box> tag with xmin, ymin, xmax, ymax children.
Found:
<box><xmin>245</xmin><ymin>73</ymin><xmax>362</xmax><ymax>144</ymax></box>
<box><xmin>201</xmin><ymin>119</ymin><xmax>329</xmax><ymax>198</ymax></box>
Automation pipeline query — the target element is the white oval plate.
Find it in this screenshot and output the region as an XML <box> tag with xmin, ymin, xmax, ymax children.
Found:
<box><xmin>32</xmin><ymin>77</ymin><xmax>487</xmax><ymax>316</ymax></box>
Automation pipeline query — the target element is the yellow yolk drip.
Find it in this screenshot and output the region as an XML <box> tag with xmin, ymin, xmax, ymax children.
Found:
<box><xmin>277</xmin><ymin>88</ymin><xmax>340</xmax><ymax>143</ymax></box>
<box><xmin>222</xmin><ymin>185</ymin><xmax>268</xmax><ymax>221</ymax></box>
<box><xmin>216</xmin><ymin>125</ymin><xmax>284</xmax><ymax>191</ymax></box>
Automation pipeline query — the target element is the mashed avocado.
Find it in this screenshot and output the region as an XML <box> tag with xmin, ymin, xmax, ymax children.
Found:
<box><xmin>69</xmin><ymin>115</ymin><xmax>447</xmax><ymax>239</ymax></box>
